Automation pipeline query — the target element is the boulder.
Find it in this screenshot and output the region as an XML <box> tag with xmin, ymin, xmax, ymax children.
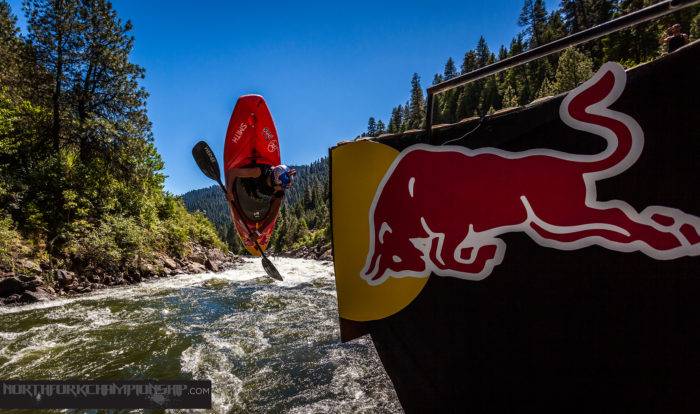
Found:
<box><xmin>56</xmin><ymin>270</ymin><xmax>75</xmax><ymax>286</ymax></box>
<box><xmin>190</xmin><ymin>252</ymin><xmax>207</xmax><ymax>265</ymax></box>
<box><xmin>0</xmin><ymin>277</ymin><xmax>24</xmax><ymax>297</ymax></box>
<box><xmin>19</xmin><ymin>287</ymin><xmax>54</xmax><ymax>303</ymax></box>
<box><xmin>162</xmin><ymin>257</ymin><xmax>178</xmax><ymax>270</ymax></box>
<box><xmin>205</xmin><ymin>258</ymin><xmax>219</xmax><ymax>272</ymax></box>
<box><xmin>19</xmin><ymin>276</ymin><xmax>42</xmax><ymax>291</ymax></box>
<box><xmin>139</xmin><ymin>263</ymin><xmax>155</xmax><ymax>278</ymax></box>
<box><xmin>67</xmin><ymin>281</ymin><xmax>80</xmax><ymax>290</ymax></box>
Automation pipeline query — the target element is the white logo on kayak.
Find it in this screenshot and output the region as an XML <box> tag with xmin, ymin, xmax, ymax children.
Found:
<box><xmin>262</xmin><ymin>127</ymin><xmax>275</xmax><ymax>141</ymax></box>
<box><xmin>233</xmin><ymin>122</ymin><xmax>247</xmax><ymax>143</ymax></box>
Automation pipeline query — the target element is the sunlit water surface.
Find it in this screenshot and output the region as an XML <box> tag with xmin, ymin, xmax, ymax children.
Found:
<box><xmin>0</xmin><ymin>258</ymin><xmax>401</xmax><ymax>413</ymax></box>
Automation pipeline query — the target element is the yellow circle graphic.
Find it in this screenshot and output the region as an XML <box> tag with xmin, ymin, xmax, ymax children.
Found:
<box><xmin>331</xmin><ymin>140</ymin><xmax>429</xmax><ymax>321</ymax></box>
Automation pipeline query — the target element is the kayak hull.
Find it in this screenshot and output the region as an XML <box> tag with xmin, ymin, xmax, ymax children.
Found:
<box><xmin>224</xmin><ymin>95</ymin><xmax>282</xmax><ymax>256</ymax></box>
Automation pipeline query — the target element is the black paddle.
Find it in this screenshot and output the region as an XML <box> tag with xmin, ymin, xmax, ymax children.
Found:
<box><xmin>192</xmin><ymin>140</ymin><xmax>283</xmax><ymax>281</ymax></box>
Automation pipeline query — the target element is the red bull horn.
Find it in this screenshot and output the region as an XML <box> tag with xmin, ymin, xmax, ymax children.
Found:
<box><xmin>362</xmin><ymin>62</ymin><xmax>700</xmax><ymax>285</ymax></box>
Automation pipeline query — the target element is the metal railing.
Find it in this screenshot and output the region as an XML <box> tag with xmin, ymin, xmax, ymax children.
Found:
<box><xmin>425</xmin><ymin>0</ymin><xmax>700</xmax><ymax>142</ymax></box>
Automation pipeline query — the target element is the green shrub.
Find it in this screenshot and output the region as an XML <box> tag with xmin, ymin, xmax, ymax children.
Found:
<box><xmin>291</xmin><ymin>228</ymin><xmax>327</xmax><ymax>251</ymax></box>
<box><xmin>64</xmin><ymin>220</ymin><xmax>122</xmax><ymax>272</ymax></box>
<box><xmin>158</xmin><ymin>196</ymin><xmax>225</xmax><ymax>258</ymax></box>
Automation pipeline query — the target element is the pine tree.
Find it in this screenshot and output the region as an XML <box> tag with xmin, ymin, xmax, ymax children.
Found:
<box><xmin>443</xmin><ymin>57</ymin><xmax>458</xmax><ymax>80</ymax></box>
<box><xmin>475</xmin><ymin>36</ymin><xmax>491</xmax><ymax>67</ymax></box>
<box><xmin>502</xmin><ymin>34</ymin><xmax>530</xmax><ymax>106</ymax></box>
<box><xmin>461</xmin><ymin>50</ymin><xmax>477</xmax><ymax>74</ymax></box>
<box><xmin>401</xmin><ymin>102</ymin><xmax>410</xmax><ymax>132</ymax></box>
<box><xmin>526</xmin><ymin>57</ymin><xmax>554</xmax><ymax>101</ymax></box>
<box><xmin>536</xmin><ymin>76</ymin><xmax>556</xmax><ymax>98</ymax></box>
<box><xmin>519</xmin><ymin>0</ymin><xmax>548</xmax><ymax>47</ymax></box>
<box><xmin>72</xmin><ymin>0</ymin><xmax>149</xmax><ymax>164</ymax></box>
<box><xmin>501</xmin><ymin>84</ymin><xmax>519</xmax><ymax>108</ymax></box>
<box><xmin>553</xmin><ymin>47</ymin><xmax>593</xmax><ymax>92</ymax></box>
<box><xmin>24</xmin><ymin>0</ymin><xmax>84</xmax><ymax>153</ymax></box>
<box><xmin>407</xmin><ymin>73</ymin><xmax>424</xmax><ymax>130</ymax></box>
<box><xmin>517</xmin><ymin>0</ymin><xmax>555</xmax><ymax>103</ymax></box>
<box><xmin>376</xmin><ymin>119</ymin><xmax>386</xmax><ymax>135</ymax></box>
<box><xmin>498</xmin><ymin>45</ymin><xmax>508</xmax><ymax>61</ymax></box>
<box><xmin>480</xmin><ymin>75</ymin><xmax>501</xmax><ymax>115</ymax></box>
<box><xmin>544</xmin><ymin>10</ymin><xmax>567</xmax><ymax>44</ymax></box>
<box><xmin>388</xmin><ymin>105</ymin><xmax>402</xmax><ymax>133</ymax></box>
<box><xmin>456</xmin><ymin>39</ymin><xmax>491</xmax><ymax>120</ymax></box>
<box><xmin>366</xmin><ymin>117</ymin><xmax>377</xmax><ymax>136</ymax></box>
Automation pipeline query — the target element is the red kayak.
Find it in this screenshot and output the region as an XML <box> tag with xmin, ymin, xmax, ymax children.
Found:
<box><xmin>223</xmin><ymin>95</ymin><xmax>282</xmax><ymax>256</ymax></box>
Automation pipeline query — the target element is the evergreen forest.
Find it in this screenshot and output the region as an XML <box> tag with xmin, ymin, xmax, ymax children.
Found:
<box><xmin>1</xmin><ymin>0</ymin><xmax>223</xmax><ymax>275</ymax></box>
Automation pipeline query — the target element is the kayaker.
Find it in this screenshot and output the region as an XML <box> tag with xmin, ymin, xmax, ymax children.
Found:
<box><xmin>225</xmin><ymin>164</ymin><xmax>296</xmax><ymax>201</ymax></box>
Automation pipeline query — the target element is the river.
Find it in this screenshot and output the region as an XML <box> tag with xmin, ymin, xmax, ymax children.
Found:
<box><xmin>0</xmin><ymin>258</ymin><xmax>402</xmax><ymax>413</ymax></box>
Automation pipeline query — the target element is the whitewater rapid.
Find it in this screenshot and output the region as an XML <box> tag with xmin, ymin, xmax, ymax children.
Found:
<box><xmin>0</xmin><ymin>258</ymin><xmax>402</xmax><ymax>413</ymax></box>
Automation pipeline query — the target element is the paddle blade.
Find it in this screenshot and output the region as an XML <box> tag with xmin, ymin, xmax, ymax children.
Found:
<box><xmin>261</xmin><ymin>256</ymin><xmax>283</xmax><ymax>281</ymax></box>
<box><xmin>192</xmin><ymin>141</ymin><xmax>222</xmax><ymax>184</ymax></box>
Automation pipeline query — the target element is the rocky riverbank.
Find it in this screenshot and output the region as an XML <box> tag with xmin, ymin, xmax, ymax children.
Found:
<box><xmin>0</xmin><ymin>244</ymin><xmax>244</xmax><ymax>306</ymax></box>
<box><xmin>284</xmin><ymin>243</ymin><xmax>333</xmax><ymax>261</ymax></box>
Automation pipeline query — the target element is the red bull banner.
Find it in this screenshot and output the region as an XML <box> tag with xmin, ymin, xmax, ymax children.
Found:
<box><xmin>331</xmin><ymin>42</ymin><xmax>700</xmax><ymax>411</ymax></box>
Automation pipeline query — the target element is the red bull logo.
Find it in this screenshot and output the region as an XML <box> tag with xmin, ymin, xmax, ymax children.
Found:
<box><xmin>361</xmin><ymin>62</ymin><xmax>700</xmax><ymax>285</ymax></box>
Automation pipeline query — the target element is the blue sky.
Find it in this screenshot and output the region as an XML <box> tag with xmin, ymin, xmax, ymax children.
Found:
<box><xmin>7</xmin><ymin>0</ymin><xmax>556</xmax><ymax>194</ymax></box>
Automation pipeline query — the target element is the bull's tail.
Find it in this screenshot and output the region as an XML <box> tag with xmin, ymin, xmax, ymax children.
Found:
<box><xmin>559</xmin><ymin>61</ymin><xmax>644</xmax><ymax>177</ymax></box>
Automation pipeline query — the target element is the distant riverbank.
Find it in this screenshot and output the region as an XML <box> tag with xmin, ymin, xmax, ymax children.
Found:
<box><xmin>0</xmin><ymin>244</ymin><xmax>335</xmax><ymax>307</ymax></box>
<box><xmin>0</xmin><ymin>243</ymin><xmax>243</xmax><ymax>307</ymax></box>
